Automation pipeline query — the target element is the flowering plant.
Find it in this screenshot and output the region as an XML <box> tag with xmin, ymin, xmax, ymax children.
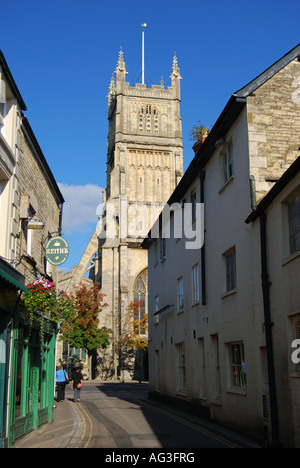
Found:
<box><xmin>23</xmin><ymin>278</ymin><xmax>76</xmax><ymax>354</ymax></box>
<box><xmin>23</xmin><ymin>279</ymin><xmax>56</xmax><ymax>316</ymax></box>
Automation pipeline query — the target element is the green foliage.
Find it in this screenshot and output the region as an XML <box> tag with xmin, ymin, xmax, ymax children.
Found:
<box><xmin>23</xmin><ymin>279</ymin><xmax>56</xmax><ymax>316</ymax></box>
<box><xmin>189</xmin><ymin>120</ymin><xmax>211</xmax><ymax>141</ymax></box>
<box><xmin>23</xmin><ymin>279</ymin><xmax>110</xmax><ymax>361</ymax></box>
<box><xmin>59</xmin><ymin>283</ymin><xmax>110</xmax><ymax>357</ymax></box>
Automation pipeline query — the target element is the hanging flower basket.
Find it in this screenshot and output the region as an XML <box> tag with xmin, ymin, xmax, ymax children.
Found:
<box><xmin>22</xmin><ymin>279</ymin><xmax>75</xmax><ymax>356</ymax></box>
<box><xmin>23</xmin><ymin>279</ymin><xmax>56</xmax><ymax>317</ymax></box>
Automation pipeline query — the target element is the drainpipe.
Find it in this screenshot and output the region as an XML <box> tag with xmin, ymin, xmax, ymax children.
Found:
<box><xmin>259</xmin><ymin>213</ymin><xmax>280</xmax><ymax>447</ymax></box>
<box><xmin>199</xmin><ymin>171</ymin><xmax>206</xmax><ymax>305</ymax></box>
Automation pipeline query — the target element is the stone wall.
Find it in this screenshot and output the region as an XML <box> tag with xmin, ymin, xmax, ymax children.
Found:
<box><xmin>248</xmin><ymin>57</ymin><xmax>300</xmax><ymax>202</ymax></box>
<box><xmin>15</xmin><ymin>122</ymin><xmax>62</xmax><ymax>284</ymax></box>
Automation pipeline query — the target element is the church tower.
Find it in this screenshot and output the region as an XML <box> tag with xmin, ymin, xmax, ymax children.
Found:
<box><xmin>97</xmin><ymin>49</ymin><xmax>184</xmax><ymax>378</ymax></box>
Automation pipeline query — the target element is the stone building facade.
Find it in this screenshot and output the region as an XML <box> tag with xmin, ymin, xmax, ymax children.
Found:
<box><xmin>0</xmin><ymin>50</ymin><xmax>64</xmax><ymax>447</ymax></box>
<box><xmin>0</xmin><ymin>50</ymin><xmax>26</xmax><ymax>263</ymax></box>
<box><xmin>143</xmin><ymin>44</ymin><xmax>300</xmax><ymax>447</ymax></box>
<box><xmin>94</xmin><ymin>50</ymin><xmax>184</xmax><ymax>378</ymax></box>
<box><xmin>15</xmin><ymin>116</ymin><xmax>64</xmax><ymax>284</ymax></box>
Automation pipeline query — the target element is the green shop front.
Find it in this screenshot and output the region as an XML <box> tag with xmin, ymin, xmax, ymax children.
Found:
<box><xmin>0</xmin><ymin>258</ymin><xmax>57</xmax><ymax>448</ymax></box>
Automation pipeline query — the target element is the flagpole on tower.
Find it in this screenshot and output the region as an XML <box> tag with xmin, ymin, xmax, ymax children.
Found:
<box><xmin>141</xmin><ymin>23</ymin><xmax>147</xmax><ymax>84</ymax></box>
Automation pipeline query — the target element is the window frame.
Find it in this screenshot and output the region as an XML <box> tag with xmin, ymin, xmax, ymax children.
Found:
<box><xmin>154</xmin><ymin>295</ymin><xmax>159</xmax><ymax>324</ymax></box>
<box><xmin>192</xmin><ymin>264</ymin><xmax>199</xmax><ymax>305</ymax></box>
<box><xmin>177</xmin><ymin>276</ymin><xmax>184</xmax><ymax>312</ymax></box>
<box><xmin>228</xmin><ymin>342</ymin><xmax>247</xmax><ymax>390</ymax></box>
<box><xmin>176</xmin><ymin>342</ymin><xmax>186</xmax><ymax>393</ymax></box>
<box><xmin>288</xmin><ymin>192</ymin><xmax>300</xmax><ymax>255</ymax></box>
<box><xmin>224</xmin><ymin>247</ymin><xmax>237</xmax><ymax>293</ymax></box>
<box><xmin>220</xmin><ymin>139</ymin><xmax>234</xmax><ymax>186</ymax></box>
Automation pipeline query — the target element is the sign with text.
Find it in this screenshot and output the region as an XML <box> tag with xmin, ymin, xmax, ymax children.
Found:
<box><xmin>45</xmin><ymin>236</ymin><xmax>69</xmax><ymax>266</ymax></box>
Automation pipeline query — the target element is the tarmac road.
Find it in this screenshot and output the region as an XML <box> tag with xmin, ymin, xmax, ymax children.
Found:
<box><xmin>14</xmin><ymin>381</ymin><xmax>261</xmax><ymax>450</ymax></box>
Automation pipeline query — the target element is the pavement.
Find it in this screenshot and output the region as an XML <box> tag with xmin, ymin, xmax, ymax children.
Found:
<box><xmin>13</xmin><ymin>382</ymin><xmax>263</xmax><ymax>449</ymax></box>
<box><xmin>14</xmin><ymin>399</ymin><xmax>77</xmax><ymax>449</ymax></box>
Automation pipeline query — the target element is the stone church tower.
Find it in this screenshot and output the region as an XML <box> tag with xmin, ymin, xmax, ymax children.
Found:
<box><xmin>70</xmin><ymin>50</ymin><xmax>184</xmax><ymax>379</ymax></box>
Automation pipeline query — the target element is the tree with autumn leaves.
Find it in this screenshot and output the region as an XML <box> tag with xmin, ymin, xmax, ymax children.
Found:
<box><xmin>23</xmin><ymin>280</ymin><xmax>110</xmax><ymax>380</ymax></box>
<box><xmin>113</xmin><ymin>300</ymin><xmax>148</xmax><ymax>381</ymax></box>
<box><xmin>23</xmin><ymin>279</ymin><xmax>148</xmax><ymax>380</ymax></box>
<box><xmin>59</xmin><ymin>283</ymin><xmax>110</xmax><ymax>380</ymax></box>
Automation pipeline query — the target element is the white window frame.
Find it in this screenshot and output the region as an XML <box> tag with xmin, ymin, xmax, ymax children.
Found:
<box><xmin>288</xmin><ymin>193</ymin><xmax>300</xmax><ymax>255</ymax></box>
<box><xmin>228</xmin><ymin>342</ymin><xmax>247</xmax><ymax>389</ymax></box>
<box><xmin>154</xmin><ymin>295</ymin><xmax>159</xmax><ymax>324</ymax></box>
<box><xmin>192</xmin><ymin>264</ymin><xmax>199</xmax><ymax>304</ymax></box>
<box><xmin>177</xmin><ymin>276</ymin><xmax>184</xmax><ymax>312</ymax></box>
<box><xmin>176</xmin><ymin>342</ymin><xmax>186</xmax><ymax>393</ymax></box>
<box><xmin>224</xmin><ymin>247</ymin><xmax>237</xmax><ymax>293</ymax></box>
<box><xmin>221</xmin><ymin>140</ymin><xmax>234</xmax><ymax>184</ymax></box>
<box><xmin>159</xmin><ymin>232</ymin><xmax>166</xmax><ymax>260</ymax></box>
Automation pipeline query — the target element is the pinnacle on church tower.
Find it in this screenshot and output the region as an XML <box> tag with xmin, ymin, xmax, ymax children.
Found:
<box><xmin>171</xmin><ymin>54</ymin><xmax>180</xmax><ymax>76</ymax></box>
<box><xmin>170</xmin><ymin>54</ymin><xmax>182</xmax><ymax>99</ymax></box>
<box><xmin>107</xmin><ymin>75</ymin><xmax>116</xmax><ymax>107</ymax></box>
<box><xmin>108</xmin><ymin>75</ymin><xmax>116</xmax><ymax>93</ymax></box>
<box><xmin>116</xmin><ymin>49</ymin><xmax>126</xmax><ymax>71</ymax></box>
<box><xmin>115</xmin><ymin>49</ymin><xmax>128</xmax><ymax>92</ymax></box>
<box><xmin>97</xmin><ymin>44</ymin><xmax>184</xmax><ymax>381</ymax></box>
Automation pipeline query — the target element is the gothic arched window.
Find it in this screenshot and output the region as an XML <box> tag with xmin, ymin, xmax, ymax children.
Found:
<box><xmin>133</xmin><ymin>268</ymin><xmax>148</xmax><ymax>335</ymax></box>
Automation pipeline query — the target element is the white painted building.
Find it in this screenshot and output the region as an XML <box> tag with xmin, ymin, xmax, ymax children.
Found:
<box><xmin>0</xmin><ymin>50</ymin><xmax>26</xmax><ymax>262</ymax></box>
<box><xmin>143</xmin><ymin>44</ymin><xmax>300</xmax><ymax>447</ymax></box>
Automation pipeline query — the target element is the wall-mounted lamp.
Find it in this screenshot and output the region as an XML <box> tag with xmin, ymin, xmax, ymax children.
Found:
<box><xmin>27</xmin><ymin>219</ymin><xmax>44</xmax><ymax>230</ymax></box>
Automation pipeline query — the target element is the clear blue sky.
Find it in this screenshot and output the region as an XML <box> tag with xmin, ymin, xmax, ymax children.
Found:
<box><xmin>1</xmin><ymin>0</ymin><xmax>299</xmax><ymax>272</ymax></box>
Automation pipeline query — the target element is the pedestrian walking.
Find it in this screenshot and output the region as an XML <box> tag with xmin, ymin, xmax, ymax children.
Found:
<box><xmin>71</xmin><ymin>367</ymin><xmax>83</xmax><ymax>402</ymax></box>
<box><xmin>56</xmin><ymin>365</ymin><xmax>69</xmax><ymax>402</ymax></box>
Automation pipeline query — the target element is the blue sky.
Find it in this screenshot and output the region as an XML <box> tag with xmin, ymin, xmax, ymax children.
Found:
<box><xmin>1</xmin><ymin>0</ymin><xmax>299</xmax><ymax>272</ymax></box>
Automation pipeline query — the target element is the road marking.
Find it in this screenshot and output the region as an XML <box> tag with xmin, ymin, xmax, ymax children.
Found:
<box><xmin>78</xmin><ymin>402</ymin><xmax>93</xmax><ymax>448</ymax></box>
<box><xmin>140</xmin><ymin>400</ymin><xmax>240</xmax><ymax>448</ymax></box>
<box><xmin>74</xmin><ymin>403</ymin><xmax>87</xmax><ymax>447</ymax></box>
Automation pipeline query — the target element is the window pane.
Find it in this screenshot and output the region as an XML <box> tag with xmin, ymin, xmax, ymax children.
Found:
<box><xmin>230</xmin><ymin>343</ymin><xmax>246</xmax><ymax>388</ymax></box>
<box><xmin>133</xmin><ymin>269</ymin><xmax>147</xmax><ymax>335</ymax></box>
<box><xmin>289</xmin><ymin>195</ymin><xmax>300</xmax><ymax>254</ymax></box>
<box><xmin>226</xmin><ymin>250</ymin><xmax>236</xmax><ymax>291</ymax></box>
<box><xmin>178</xmin><ymin>277</ymin><xmax>184</xmax><ymax>310</ymax></box>
<box><xmin>193</xmin><ymin>265</ymin><xmax>199</xmax><ymax>303</ymax></box>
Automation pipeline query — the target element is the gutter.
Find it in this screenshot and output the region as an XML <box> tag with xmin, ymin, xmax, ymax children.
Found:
<box><xmin>245</xmin><ymin>155</ymin><xmax>300</xmax><ymax>447</ymax></box>
<box><xmin>259</xmin><ymin>213</ymin><xmax>280</xmax><ymax>447</ymax></box>
<box><xmin>199</xmin><ymin>170</ymin><xmax>206</xmax><ymax>305</ymax></box>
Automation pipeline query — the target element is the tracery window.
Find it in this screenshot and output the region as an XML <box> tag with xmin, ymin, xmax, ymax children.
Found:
<box><xmin>133</xmin><ymin>268</ymin><xmax>148</xmax><ymax>335</ymax></box>
<box><xmin>138</xmin><ymin>106</ymin><xmax>159</xmax><ymax>134</ymax></box>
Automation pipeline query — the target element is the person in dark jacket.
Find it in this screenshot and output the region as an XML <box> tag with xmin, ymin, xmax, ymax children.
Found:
<box><xmin>71</xmin><ymin>367</ymin><xmax>83</xmax><ymax>402</ymax></box>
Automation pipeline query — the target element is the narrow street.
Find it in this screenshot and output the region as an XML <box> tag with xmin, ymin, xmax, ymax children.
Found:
<box><xmin>61</xmin><ymin>382</ymin><xmax>258</xmax><ymax>449</ymax></box>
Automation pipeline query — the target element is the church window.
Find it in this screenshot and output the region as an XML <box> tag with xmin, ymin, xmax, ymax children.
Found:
<box><xmin>138</xmin><ymin>105</ymin><xmax>159</xmax><ymax>133</ymax></box>
<box><xmin>133</xmin><ymin>269</ymin><xmax>148</xmax><ymax>335</ymax></box>
<box><xmin>139</xmin><ymin>108</ymin><xmax>144</xmax><ymax>132</ymax></box>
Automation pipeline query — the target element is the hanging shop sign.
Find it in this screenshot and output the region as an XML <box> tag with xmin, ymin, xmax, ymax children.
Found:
<box><xmin>44</xmin><ymin>236</ymin><xmax>69</xmax><ymax>266</ymax></box>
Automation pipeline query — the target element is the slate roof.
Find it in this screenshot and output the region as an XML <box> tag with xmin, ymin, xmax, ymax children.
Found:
<box><xmin>169</xmin><ymin>43</ymin><xmax>300</xmax><ymax>205</ymax></box>
<box><xmin>142</xmin><ymin>43</ymin><xmax>300</xmax><ymax>247</ymax></box>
